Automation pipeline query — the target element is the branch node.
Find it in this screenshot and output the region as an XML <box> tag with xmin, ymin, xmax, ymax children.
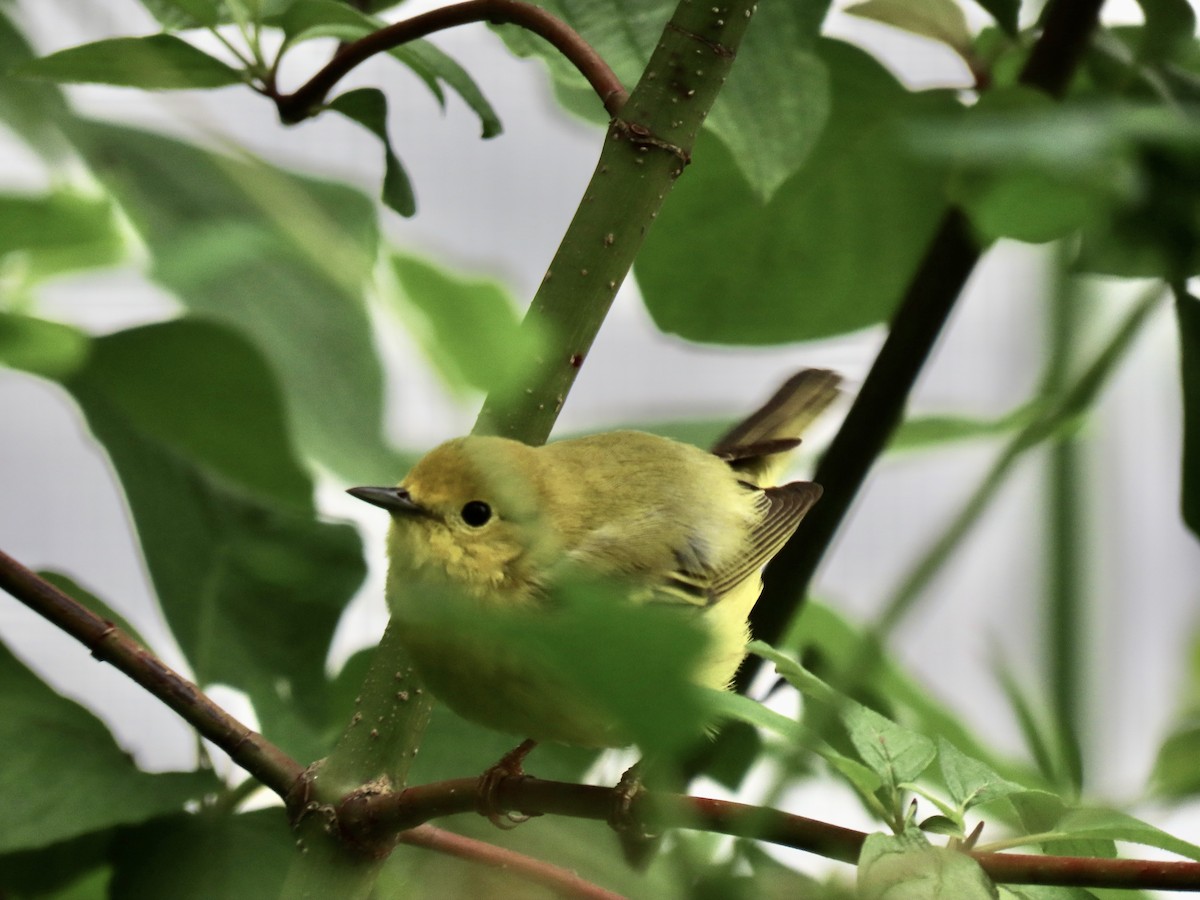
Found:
<box><xmin>611</xmin><ymin>118</ymin><xmax>691</xmax><ymax>167</ymax></box>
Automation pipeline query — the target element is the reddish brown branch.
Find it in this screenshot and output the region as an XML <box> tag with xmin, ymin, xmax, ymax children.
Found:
<box><xmin>400</xmin><ymin>824</ymin><xmax>625</xmax><ymax>900</ymax></box>
<box><xmin>341</xmin><ymin>775</ymin><xmax>1200</xmax><ymax>892</ymax></box>
<box><xmin>0</xmin><ymin>547</ymin><xmax>304</xmax><ymax>800</ymax></box>
<box><xmin>274</xmin><ymin>0</ymin><xmax>627</xmax><ymax>123</ymax></box>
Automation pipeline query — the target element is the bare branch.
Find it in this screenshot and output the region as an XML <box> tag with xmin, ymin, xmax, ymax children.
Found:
<box><xmin>274</xmin><ymin>0</ymin><xmax>627</xmax><ymax>123</ymax></box>
<box><xmin>0</xmin><ymin>547</ymin><xmax>304</xmax><ymax>800</ymax></box>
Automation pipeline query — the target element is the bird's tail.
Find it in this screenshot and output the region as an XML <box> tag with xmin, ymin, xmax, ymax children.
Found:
<box><xmin>710</xmin><ymin>369</ymin><xmax>841</xmax><ymax>487</ymax></box>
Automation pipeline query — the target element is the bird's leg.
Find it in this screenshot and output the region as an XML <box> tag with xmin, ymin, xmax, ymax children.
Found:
<box><xmin>477</xmin><ymin>738</ymin><xmax>540</xmax><ymax>829</ymax></box>
<box><xmin>608</xmin><ymin>761</ymin><xmax>662</xmax><ymax>868</ymax></box>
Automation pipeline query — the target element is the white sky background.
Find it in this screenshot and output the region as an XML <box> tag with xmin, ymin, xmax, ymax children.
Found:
<box><xmin>2</xmin><ymin>0</ymin><xmax>1199</xmax><ymax>877</ymax></box>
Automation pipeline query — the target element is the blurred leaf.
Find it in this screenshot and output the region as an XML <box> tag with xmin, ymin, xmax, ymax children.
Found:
<box><xmin>398</xmin><ymin>577</ymin><xmax>713</xmax><ymax>754</ymax></box>
<box><xmin>0</xmin><ymin>312</ymin><xmax>90</xmax><ymax>381</ymax></box>
<box><xmin>858</xmin><ymin>830</ymin><xmax>998</xmax><ymax>899</ymax></box>
<box><xmin>704</xmin><ymin>3</ymin><xmax>832</xmax><ymax>202</ymax></box>
<box><xmin>69</xmin><ymin>120</ymin><xmax>403</xmax><ymax>484</ymax></box>
<box><xmin>0</xmin><ymin>9</ymin><xmax>71</xmax><ymax>153</ymax></box>
<box><xmin>889</xmin><ymin>404</ymin><xmax>1039</xmax><ymax>452</ymax></box>
<box><xmin>389</xmin><ymin>252</ymin><xmax>548</xmax><ymax>400</ymax></box>
<box><xmin>846</xmin><ymin>0</ymin><xmax>973</xmax><ymax>59</ymax></box>
<box><xmin>1000</xmin><ymin>887</ymin><xmax>1102</xmax><ymax>900</ymax></box>
<box><xmin>0</xmin><ymin>640</ymin><xmax>220</xmax><ymax>853</ymax></box>
<box><xmin>495</xmin><ymin>0</ymin><xmax>831</xmax><ymax>199</ymax></box>
<box><xmin>914</xmin><ymin>87</ymin><xmax>1133</xmax><ymax>244</ymax></box>
<box><xmin>0</xmin><ymin>192</ymin><xmax>125</xmax><ymax>280</ymax></box>
<box><xmin>48</xmin><ymin>867</ymin><xmax>111</xmax><ymax>900</ymax></box>
<box><xmin>0</xmin><ymin>830</ymin><xmax>110</xmax><ymax>896</ymax></box>
<box><xmin>995</xmin><ymin>660</ymin><xmax>1066</xmax><ymax>788</ymax></box>
<box><xmin>138</xmin><ymin>0</ymin><xmax>293</xmax><ymax>29</ymax></box>
<box><xmin>109</xmin><ymin>810</ymin><xmax>294</xmax><ymax>899</ymax></box>
<box><xmin>973</xmin><ymin>0</ymin><xmax>1019</xmax><ymax>36</ymax></box>
<box><xmin>329</xmin><ymin>88</ymin><xmax>416</xmax><ymax>217</ymax></box>
<box><xmin>277</xmin><ymin>1</ymin><xmax>501</xmax><ymax>138</ymax></box>
<box><xmin>79</xmin><ymin>319</ymin><xmax>313</xmax><ymax>510</ymax></box>
<box><xmin>60</xmin><ymin>319</ymin><xmax>365</xmax><ymax>761</ymax></box>
<box><xmin>138</xmin><ymin>0</ymin><xmax>223</xmax><ymax>28</ymax></box>
<box><xmin>1177</xmin><ymin>290</ymin><xmax>1200</xmax><ymax>540</ymax></box>
<box><xmin>1134</xmin><ymin>0</ymin><xmax>1197</xmax><ymax>62</ymax></box>
<box><xmin>636</xmin><ymin>39</ymin><xmax>954</xmax><ymax>344</ymax></box>
<box><xmin>937</xmin><ymin>737</ymin><xmax>1026</xmax><ymax>812</ymax></box>
<box><xmin>19</xmin><ymin>36</ymin><xmax>243</xmax><ymax>90</ymax></box>
<box><xmin>1151</xmin><ymin>720</ymin><xmax>1200</xmax><ymax>797</ymax></box>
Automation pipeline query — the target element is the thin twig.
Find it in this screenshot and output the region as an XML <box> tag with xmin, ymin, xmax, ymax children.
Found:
<box><xmin>273</xmin><ymin>0</ymin><xmax>627</xmax><ymax>123</ymax></box>
<box><xmin>340</xmin><ymin>774</ymin><xmax>1200</xmax><ymax>891</ymax></box>
<box><xmin>0</xmin><ymin>548</ymin><xmax>304</xmax><ymax>800</ymax></box>
<box><xmin>399</xmin><ymin>825</ymin><xmax>626</xmax><ymax>900</ymax></box>
<box><xmin>741</xmin><ymin>0</ymin><xmax>1111</xmax><ymax>684</ymax></box>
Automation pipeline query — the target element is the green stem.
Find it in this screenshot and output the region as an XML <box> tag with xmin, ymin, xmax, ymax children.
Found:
<box><xmin>475</xmin><ymin>0</ymin><xmax>761</xmax><ymax>441</ymax></box>
<box><xmin>1044</xmin><ymin>260</ymin><xmax>1086</xmax><ymax>794</ymax></box>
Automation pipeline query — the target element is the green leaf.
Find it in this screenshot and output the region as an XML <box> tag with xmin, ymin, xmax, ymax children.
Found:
<box><xmin>388</xmin><ymin>251</ymin><xmax>549</xmax><ymax>399</ymax></box>
<box><xmin>973</xmin><ymin>0</ymin><xmax>1019</xmax><ymax>36</ymax></box>
<box><xmin>494</xmin><ymin>0</ymin><xmax>830</xmax><ymax>199</ymax></box>
<box><xmin>1150</xmin><ymin>720</ymin><xmax>1200</xmax><ymax>797</ymax></box>
<box><xmin>705</xmin><ymin>3</ymin><xmax>832</xmax><ymax>202</ymax></box>
<box><xmin>1135</xmin><ymin>0</ymin><xmax>1197</xmax><ymax>62</ymax></box>
<box><xmin>61</xmin><ymin>319</ymin><xmax>365</xmax><ymax>761</ymax></box>
<box><xmin>1000</xmin><ymin>887</ymin><xmax>1101</xmax><ymax>900</ymax></box>
<box><xmin>0</xmin><ymin>191</ymin><xmax>125</xmax><ymax>281</ymax></box>
<box><xmin>138</xmin><ymin>0</ymin><xmax>224</xmax><ymax>28</ymax></box>
<box><xmin>846</xmin><ymin>0</ymin><xmax>974</xmax><ymax>59</ymax></box>
<box><xmin>844</xmin><ymin>703</ymin><xmax>937</xmax><ymax>790</ymax></box>
<box><xmin>0</xmin><ymin>9</ymin><xmax>71</xmax><ymax>153</ymax></box>
<box><xmin>109</xmin><ymin>810</ymin><xmax>294</xmax><ymax>899</ymax></box>
<box><xmin>889</xmin><ymin>405</ymin><xmax>1039</xmax><ymax>452</ymax></box>
<box><xmin>277</xmin><ymin>1</ymin><xmax>501</xmax><ymax>138</ymax></box>
<box><xmin>19</xmin><ymin>36</ymin><xmax>243</xmax><ymax>90</ymax></box>
<box><xmin>0</xmin><ymin>312</ymin><xmax>90</xmax><ymax>381</ymax></box>
<box><xmin>70</xmin><ymin>120</ymin><xmax>403</xmax><ymax>484</ymax></box>
<box><xmin>79</xmin><ymin>319</ymin><xmax>313</xmax><ymax>511</ymax></box>
<box><xmin>859</xmin><ymin>830</ymin><xmax>998</xmax><ymax>899</ymax></box>
<box><xmin>1177</xmin><ymin>290</ymin><xmax>1200</xmax><ymax>540</ymax></box>
<box><xmin>0</xmin><ymin>831</ymin><xmax>110</xmax><ymax>896</ymax></box>
<box><xmin>395</xmin><ymin>39</ymin><xmax>502</xmax><ymax>139</ymax></box>
<box><xmin>1050</xmin><ymin>807</ymin><xmax>1200</xmax><ymax>860</ymax></box>
<box><xmin>0</xmin><ymin>640</ymin><xmax>220</xmax><ymax>853</ymax></box>
<box><xmin>328</xmin><ymin>88</ymin><xmax>416</xmax><ymax>217</ymax></box>
<box><xmin>937</xmin><ymin>737</ymin><xmax>1026</xmax><ymax>812</ymax></box>
<box><xmin>636</xmin><ymin>39</ymin><xmax>954</xmax><ymax>344</ymax></box>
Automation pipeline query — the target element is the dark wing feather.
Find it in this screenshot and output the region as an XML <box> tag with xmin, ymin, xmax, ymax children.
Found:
<box><xmin>706</xmin><ymin>482</ymin><xmax>823</xmax><ymax>600</ymax></box>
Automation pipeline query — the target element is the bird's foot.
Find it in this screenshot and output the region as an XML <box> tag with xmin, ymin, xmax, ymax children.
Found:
<box><xmin>608</xmin><ymin>762</ymin><xmax>662</xmax><ymax>868</ymax></box>
<box><xmin>477</xmin><ymin>738</ymin><xmax>539</xmax><ymax>829</ymax></box>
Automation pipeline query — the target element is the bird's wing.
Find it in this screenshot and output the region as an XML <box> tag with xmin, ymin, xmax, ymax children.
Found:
<box><xmin>655</xmin><ymin>481</ymin><xmax>824</xmax><ymax>608</ymax></box>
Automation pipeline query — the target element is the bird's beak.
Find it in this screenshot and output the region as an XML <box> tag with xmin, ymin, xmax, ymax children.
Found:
<box><xmin>347</xmin><ymin>486</ymin><xmax>426</xmax><ymax>515</ymax></box>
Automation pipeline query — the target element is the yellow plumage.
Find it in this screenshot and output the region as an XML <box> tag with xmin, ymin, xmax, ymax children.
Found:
<box><xmin>350</xmin><ymin>370</ymin><xmax>839</xmax><ymax>748</ymax></box>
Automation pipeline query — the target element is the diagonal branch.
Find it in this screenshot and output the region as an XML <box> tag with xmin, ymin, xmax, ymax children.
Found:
<box><xmin>0</xmin><ymin>547</ymin><xmax>304</xmax><ymax>800</ymax></box>
<box><xmin>273</xmin><ymin>0</ymin><xmax>627</xmax><ymax>123</ymax></box>
<box><xmin>742</xmin><ymin>0</ymin><xmax>1112</xmax><ymax>683</ymax></box>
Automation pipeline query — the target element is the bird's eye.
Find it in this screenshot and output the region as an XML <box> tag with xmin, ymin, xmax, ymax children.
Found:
<box><xmin>460</xmin><ymin>500</ymin><xmax>492</xmax><ymax>527</ymax></box>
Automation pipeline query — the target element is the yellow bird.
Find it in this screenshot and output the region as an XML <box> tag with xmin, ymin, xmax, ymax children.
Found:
<box><xmin>349</xmin><ymin>370</ymin><xmax>839</xmax><ymax>750</ymax></box>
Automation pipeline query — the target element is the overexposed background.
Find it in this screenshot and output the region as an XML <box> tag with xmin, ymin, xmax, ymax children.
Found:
<box><xmin>2</xmin><ymin>0</ymin><xmax>1198</xmax><ymax>881</ymax></box>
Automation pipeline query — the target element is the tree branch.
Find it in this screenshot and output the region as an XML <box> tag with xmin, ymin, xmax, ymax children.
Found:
<box><xmin>337</xmin><ymin>775</ymin><xmax>1200</xmax><ymax>892</ymax></box>
<box><xmin>0</xmin><ymin>547</ymin><xmax>304</xmax><ymax>800</ymax></box>
<box><xmin>741</xmin><ymin>0</ymin><xmax>1112</xmax><ymax>682</ymax></box>
<box><xmin>273</xmin><ymin>0</ymin><xmax>627</xmax><ymax>123</ymax></box>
